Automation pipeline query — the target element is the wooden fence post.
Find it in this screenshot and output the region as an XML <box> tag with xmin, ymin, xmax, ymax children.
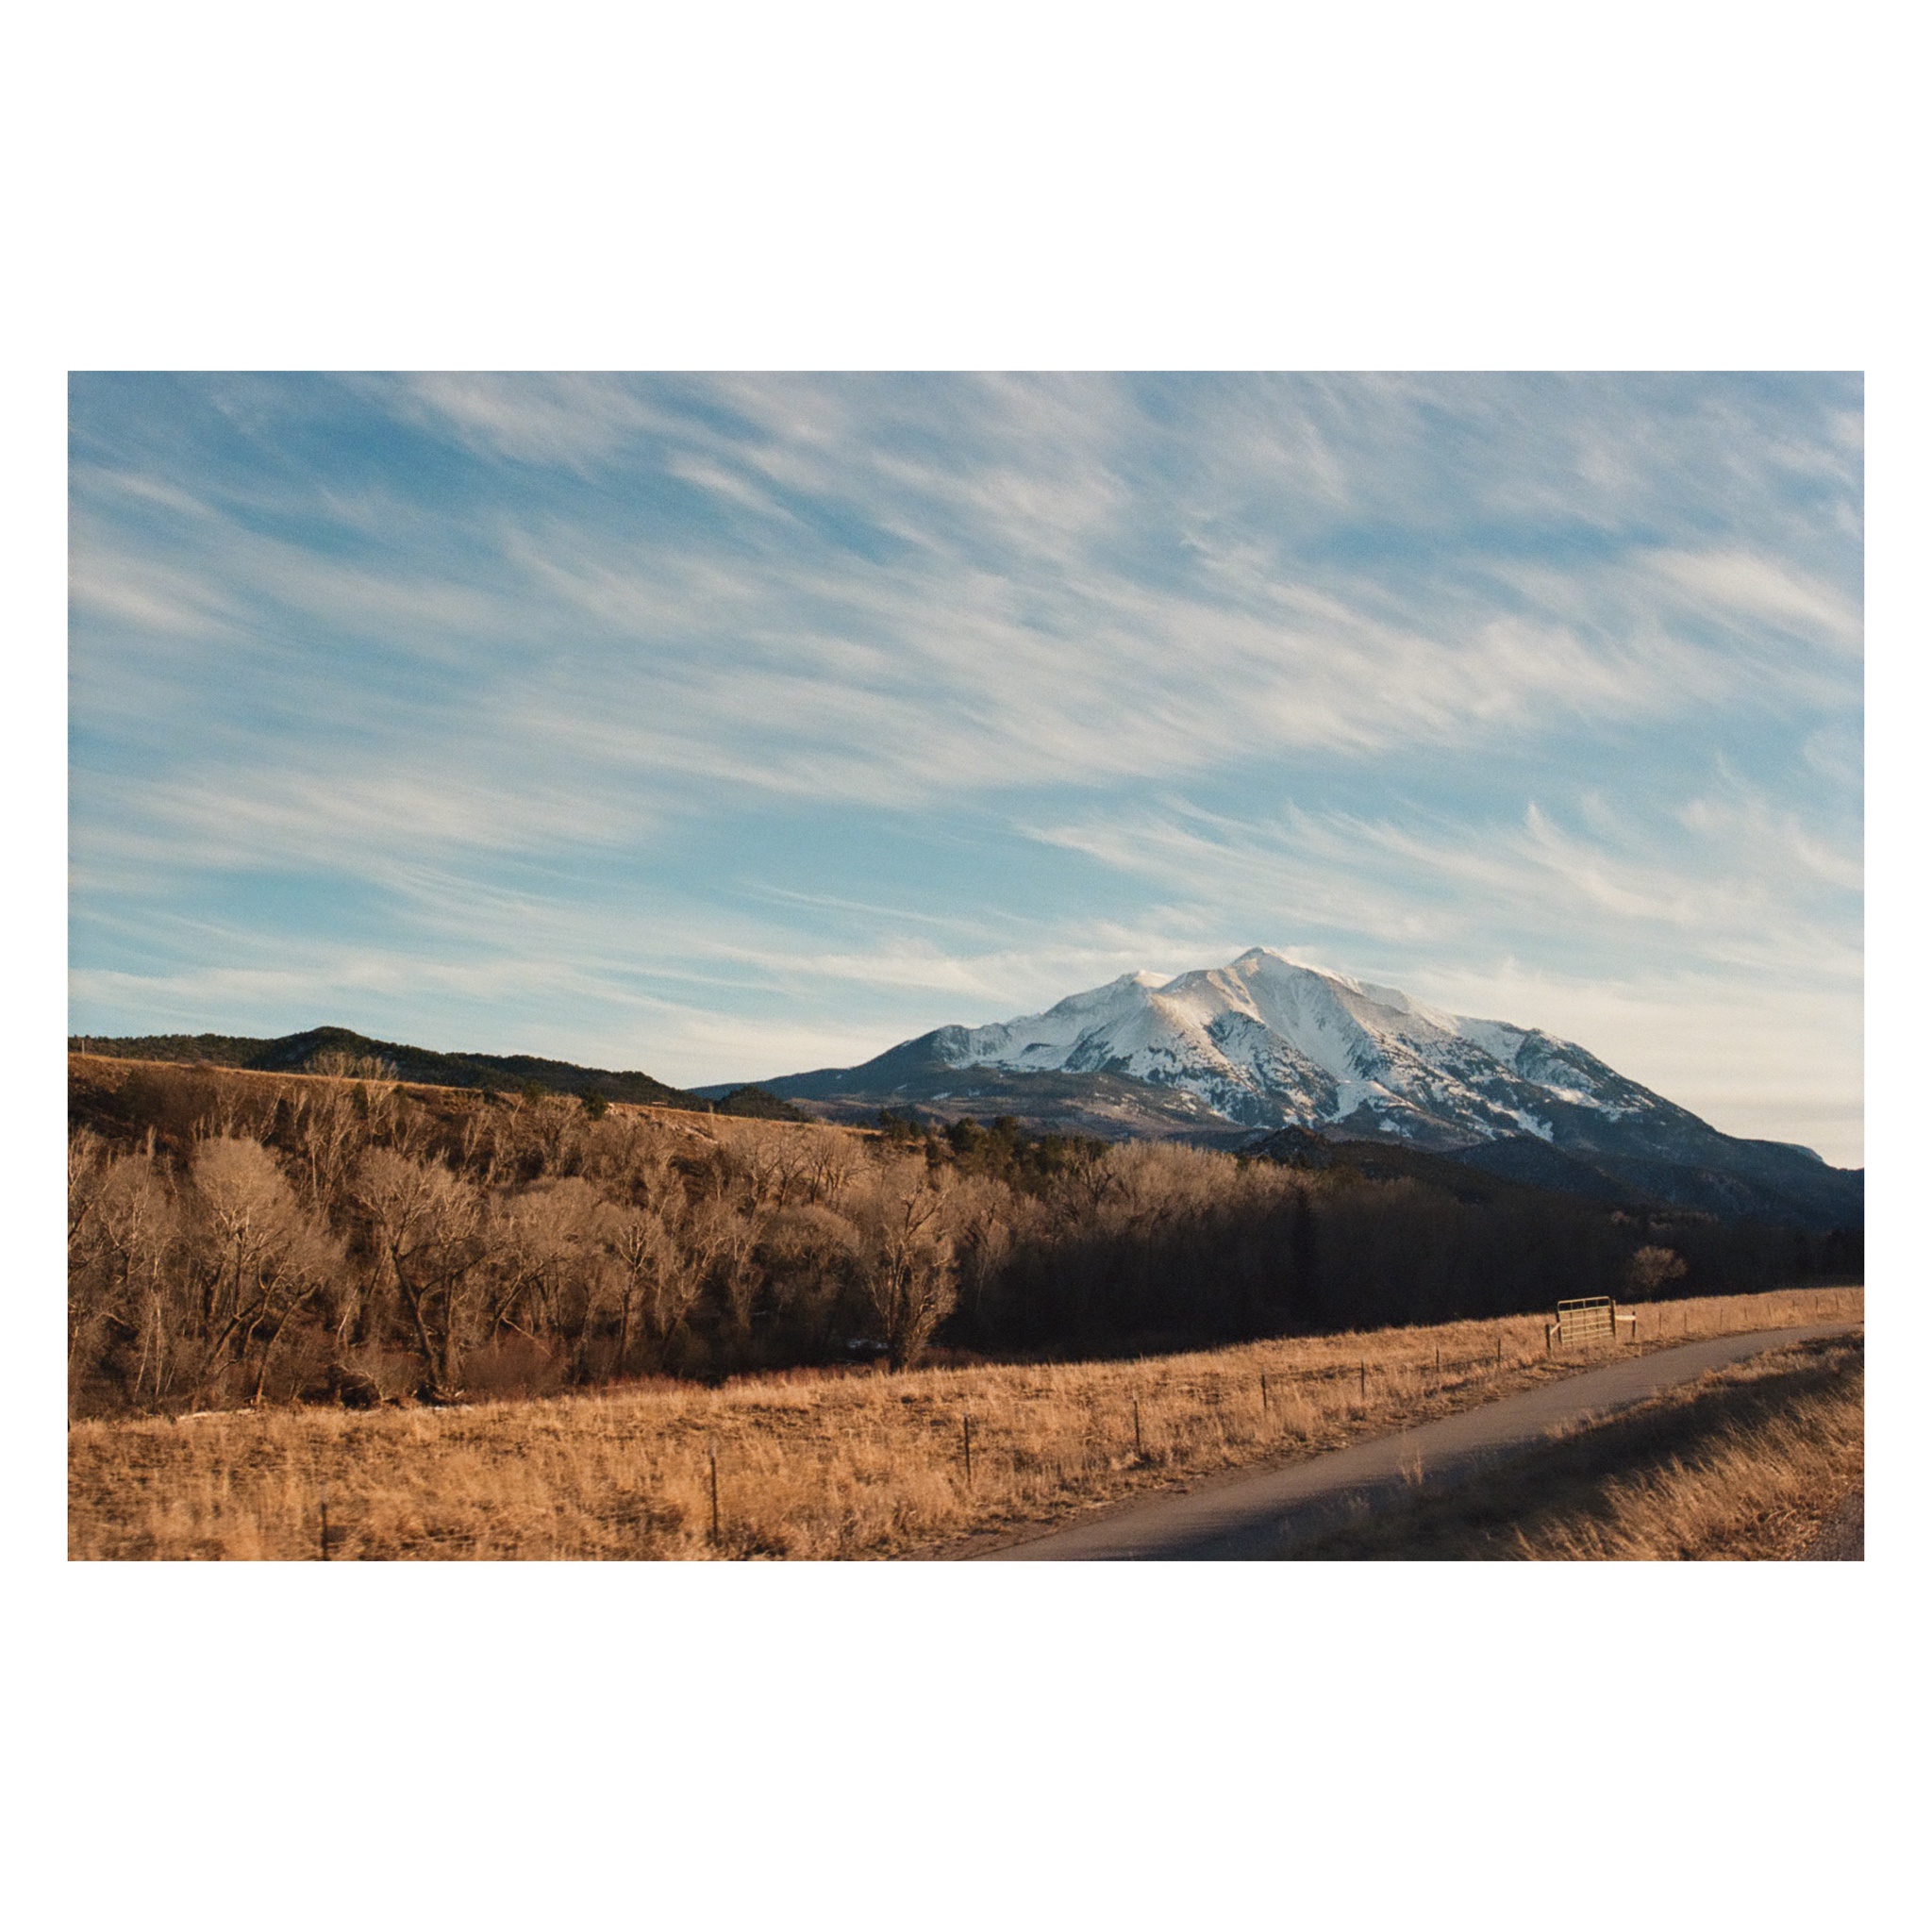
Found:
<box><xmin>1260</xmin><ymin>1373</ymin><xmax>1270</xmax><ymax>1413</ymax></box>
<box><xmin>1133</xmin><ymin>1399</ymin><xmax>1142</xmax><ymax>1460</ymax></box>
<box><xmin>708</xmin><ymin>1444</ymin><xmax>720</xmax><ymax>1548</ymax></box>
<box><xmin>963</xmin><ymin>1413</ymin><xmax>973</xmax><ymax>1486</ymax></box>
<box><xmin>319</xmin><ymin>1483</ymin><xmax>329</xmax><ymax>1562</ymax></box>
<box><xmin>1358</xmin><ymin>1361</ymin><xmax>1366</xmax><ymax>1400</ymax></box>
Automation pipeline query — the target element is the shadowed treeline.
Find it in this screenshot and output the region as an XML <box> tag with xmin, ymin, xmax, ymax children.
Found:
<box><xmin>67</xmin><ymin>1057</ymin><xmax>1858</xmax><ymax>1421</ymax></box>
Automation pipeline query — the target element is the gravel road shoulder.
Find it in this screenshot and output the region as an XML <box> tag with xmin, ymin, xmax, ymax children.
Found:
<box><xmin>1794</xmin><ymin>1484</ymin><xmax>1864</xmax><ymax>1560</ymax></box>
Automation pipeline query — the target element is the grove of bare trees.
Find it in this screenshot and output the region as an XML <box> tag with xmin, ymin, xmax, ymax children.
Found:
<box><xmin>65</xmin><ymin>1060</ymin><xmax>1859</xmax><ymax>1419</ymax></box>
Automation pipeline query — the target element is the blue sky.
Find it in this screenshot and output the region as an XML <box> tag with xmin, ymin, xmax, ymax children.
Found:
<box><xmin>68</xmin><ymin>373</ymin><xmax>1863</xmax><ymax>1162</ymax></box>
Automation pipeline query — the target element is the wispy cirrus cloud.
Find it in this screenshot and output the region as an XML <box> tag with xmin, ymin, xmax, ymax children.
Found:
<box><xmin>1034</xmin><ymin>771</ymin><xmax>1861</xmax><ymax>985</ymax></box>
<box><xmin>68</xmin><ymin>373</ymin><xmax>1863</xmax><ymax>1159</ymax></box>
<box><xmin>74</xmin><ymin>374</ymin><xmax>1863</xmax><ymax>803</ymax></box>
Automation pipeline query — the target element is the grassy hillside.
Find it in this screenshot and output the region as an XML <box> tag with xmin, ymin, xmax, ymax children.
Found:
<box><xmin>69</xmin><ymin>1024</ymin><xmax>803</xmax><ymax>1119</ymax></box>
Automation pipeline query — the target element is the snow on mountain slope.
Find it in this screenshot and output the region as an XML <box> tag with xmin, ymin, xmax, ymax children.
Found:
<box><xmin>931</xmin><ymin>947</ymin><xmax>1674</xmax><ymax>1146</ymax></box>
<box><xmin>743</xmin><ymin>948</ymin><xmax>1857</xmax><ymax>1222</ymax></box>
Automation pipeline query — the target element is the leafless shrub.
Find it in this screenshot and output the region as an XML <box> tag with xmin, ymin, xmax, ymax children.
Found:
<box><xmin>308</xmin><ymin>1048</ymin><xmax>399</xmax><ymax>1082</ymax></box>
<box><xmin>1627</xmin><ymin>1244</ymin><xmax>1690</xmax><ymax>1298</ymax></box>
<box><xmin>337</xmin><ymin>1341</ymin><xmax>422</xmax><ymax>1405</ymax></box>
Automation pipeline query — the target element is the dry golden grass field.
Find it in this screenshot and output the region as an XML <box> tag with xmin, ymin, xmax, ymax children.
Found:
<box><xmin>1287</xmin><ymin>1327</ymin><xmax>1864</xmax><ymax>1561</ymax></box>
<box><xmin>68</xmin><ymin>1284</ymin><xmax>1860</xmax><ymax>1559</ymax></box>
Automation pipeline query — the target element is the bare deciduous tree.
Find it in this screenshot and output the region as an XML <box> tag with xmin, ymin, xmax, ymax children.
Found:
<box><xmin>190</xmin><ymin>1137</ymin><xmax>341</xmax><ymax>1406</ymax></box>
<box><xmin>799</xmin><ymin>1126</ymin><xmax>860</xmax><ymax>1207</ymax></box>
<box><xmin>850</xmin><ymin>1160</ymin><xmax>959</xmax><ymax>1370</ymax></box>
<box><xmin>283</xmin><ymin>1081</ymin><xmax>364</xmax><ymax>1218</ymax></box>
<box><xmin>756</xmin><ymin>1204</ymin><xmax>859</xmax><ymax>1352</ymax></box>
<box><xmin>93</xmin><ymin>1144</ymin><xmax>181</xmax><ymax>1407</ymax></box>
<box><xmin>354</xmin><ymin>1148</ymin><xmax>484</xmax><ymax>1400</ymax></box>
<box><xmin>605</xmin><ymin>1202</ymin><xmax>682</xmax><ymax>1371</ymax></box>
<box><xmin>675</xmin><ymin>1191</ymin><xmax>765</xmax><ymax>1341</ymax></box>
<box><xmin>67</xmin><ymin>1130</ymin><xmax>113</xmax><ymax>1413</ymax></box>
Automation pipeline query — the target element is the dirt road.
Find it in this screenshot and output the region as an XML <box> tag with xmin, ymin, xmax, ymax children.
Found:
<box><xmin>976</xmin><ymin>1323</ymin><xmax>1859</xmax><ymax>1561</ymax></box>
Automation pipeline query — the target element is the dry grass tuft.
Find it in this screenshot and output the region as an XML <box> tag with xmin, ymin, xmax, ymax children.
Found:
<box><xmin>68</xmin><ymin>1285</ymin><xmax>1860</xmax><ymax>1560</ymax></box>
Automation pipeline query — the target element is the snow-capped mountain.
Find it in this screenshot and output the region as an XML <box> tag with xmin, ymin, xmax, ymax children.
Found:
<box><xmin>726</xmin><ymin>947</ymin><xmax>1861</xmax><ymax>1227</ymax></box>
<box><xmin>919</xmin><ymin>947</ymin><xmax>1657</xmax><ymax>1147</ymax></box>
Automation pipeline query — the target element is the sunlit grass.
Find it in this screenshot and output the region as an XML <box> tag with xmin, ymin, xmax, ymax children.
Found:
<box><xmin>69</xmin><ymin>1285</ymin><xmax>1861</xmax><ymax>1560</ymax></box>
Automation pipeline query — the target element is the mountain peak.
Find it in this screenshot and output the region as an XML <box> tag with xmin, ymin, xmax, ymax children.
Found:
<box><xmin>918</xmin><ymin>947</ymin><xmax>1656</xmax><ymax>1148</ymax></box>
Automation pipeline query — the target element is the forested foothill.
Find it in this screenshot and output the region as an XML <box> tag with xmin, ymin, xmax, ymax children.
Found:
<box><xmin>66</xmin><ymin>1024</ymin><xmax>807</xmax><ymax>1121</ymax></box>
<box><xmin>66</xmin><ymin>1055</ymin><xmax>1862</xmax><ymax>1422</ymax></box>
